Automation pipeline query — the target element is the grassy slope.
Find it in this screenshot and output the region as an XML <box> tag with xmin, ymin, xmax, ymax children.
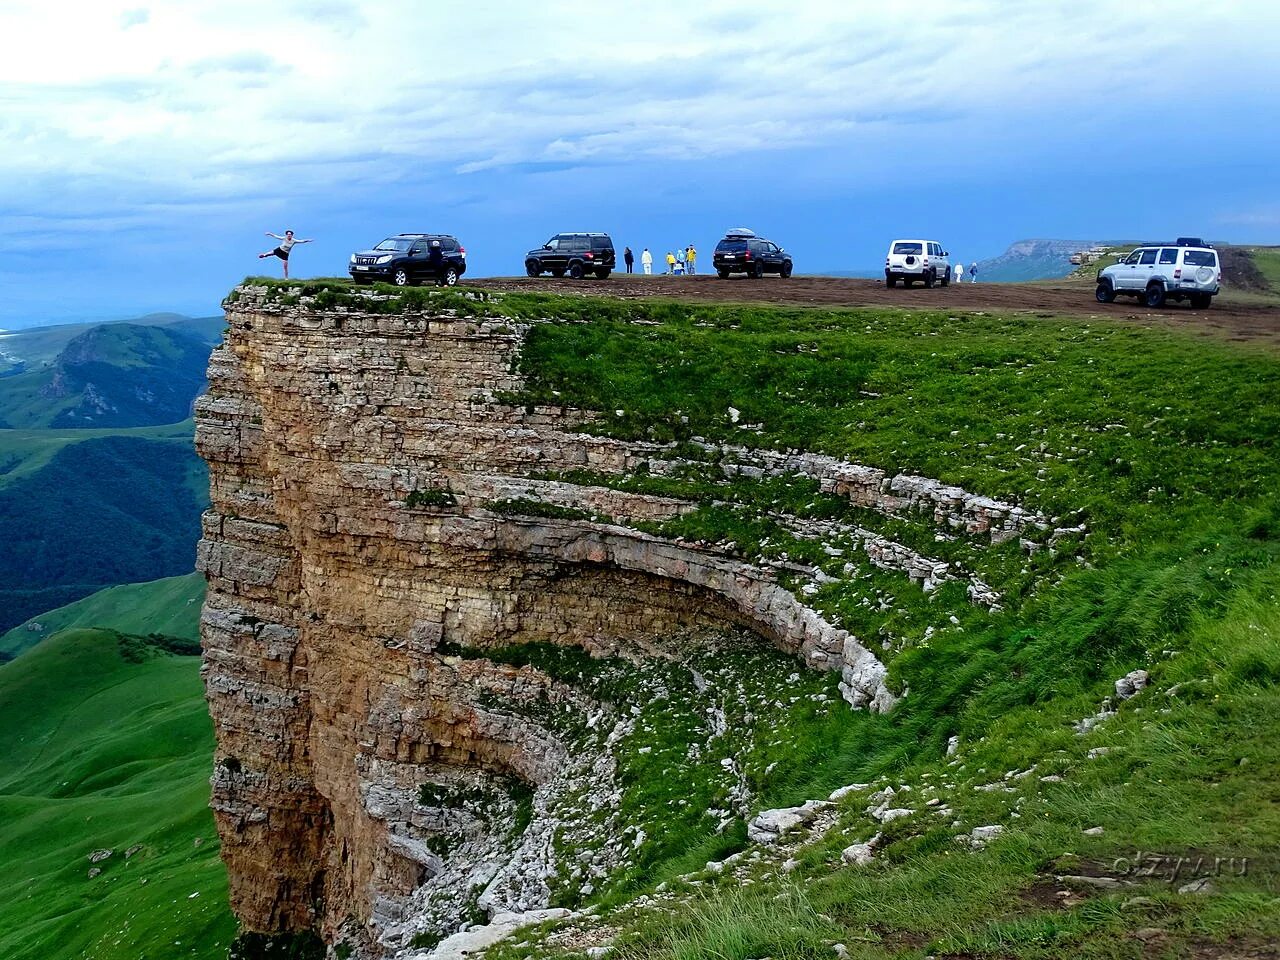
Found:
<box><xmin>1</xmin><ymin>572</ymin><xmax>205</xmax><ymax>659</ymax></box>
<box><xmin>1247</xmin><ymin>247</ymin><xmax>1280</xmax><ymax>290</ymax></box>
<box><xmin>0</xmin><ymin>628</ymin><xmax>234</xmax><ymax>960</ymax></box>
<box><xmin>457</xmin><ymin>293</ymin><xmax>1280</xmax><ymax>959</ymax></box>
<box><xmin>0</xmin><ymin>419</ymin><xmax>195</xmax><ymax>490</ymax></box>
<box><xmin>0</xmin><ymin>433</ymin><xmax>208</xmax><ymax>634</ymax></box>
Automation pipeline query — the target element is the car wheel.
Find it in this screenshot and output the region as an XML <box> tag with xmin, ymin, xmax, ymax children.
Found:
<box><xmin>717</xmin><ymin>268</ymin><xmax>730</xmax><ymax>279</ymax></box>
<box><xmin>1189</xmin><ymin>293</ymin><xmax>1212</xmax><ymax>309</ymax></box>
<box><xmin>1145</xmin><ymin>283</ymin><xmax>1166</xmax><ymax>309</ymax></box>
<box><xmin>1095</xmin><ymin>281</ymin><xmax>1116</xmax><ymax>303</ymax></box>
<box><xmin>924</xmin><ymin>269</ymin><xmax>936</xmax><ymax>289</ymax></box>
<box><xmin>751</xmin><ymin>262</ymin><xmax>765</xmax><ymax>279</ymax></box>
<box><xmin>780</xmin><ymin>261</ymin><xmax>793</xmax><ymax>278</ymax></box>
<box><xmin>525</xmin><ymin>260</ymin><xmax>541</xmax><ymax>278</ymax></box>
<box><xmin>568</xmin><ymin>262</ymin><xmax>585</xmax><ymax>280</ymax></box>
<box><xmin>595</xmin><ymin>268</ymin><xmax>611</xmax><ymax>279</ymax></box>
<box><xmin>392</xmin><ymin>267</ymin><xmax>411</xmax><ymax>287</ymax></box>
<box><xmin>886</xmin><ymin>275</ymin><xmax>897</xmax><ymax>288</ymax></box>
<box><xmin>902</xmin><ymin>277</ymin><xmax>913</xmax><ymax>288</ymax></box>
<box><xmin>940</xmin><ymin>269</ymin><xmax>950</xmax><ymax>287</ymax></box>
<box><xmin>440</xmin><ymin>266</ymin><xmax>459</xmax><ymax>287</ymax></box>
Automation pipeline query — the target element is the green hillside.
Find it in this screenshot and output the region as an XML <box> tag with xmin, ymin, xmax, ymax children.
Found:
<box><xmin>1</xmin><ymin>573</ymin><xmax>205</xmax><ymax>660</ymax></box>
<box><xmin>0</xmin><ymin>628</ymin><xmax>233</xmax><ymax>960</ymax></box>
<box><xmin>0</xmin><ymin>322</ymin><xmax>213</xmax><ymax>430</ymax></box>
<box><xmin>0</xmin><ymin>434</ymin><xmax>208</xmax><ymax>633</ymax></box>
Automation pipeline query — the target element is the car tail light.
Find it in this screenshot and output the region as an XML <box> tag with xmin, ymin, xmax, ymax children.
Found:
<box><xmin>744</xmin><ymin>250</ymin><xmax>752</xmax><ymax>260</ymax></box>
<box><xmin>1174</xmin><ymin>268</ymin><xmax>1181</xmax><ymax>279</ymax></box>
<box><xmin>459</xmin><ymin>246</ymin><xmax>466</xmax><ymax>257</ymax></box>
<box><xmin>585</xmin><ymin>251</ymin><xmax>594</xmax><ymax>259</ymax></box>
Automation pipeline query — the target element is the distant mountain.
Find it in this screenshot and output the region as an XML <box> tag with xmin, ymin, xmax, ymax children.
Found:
<box><xmin>0</xmin><ymin>434</ymin><xmax>207</xmax><ymax>632</ymax></box>
<box><xmin>0</xmin><ymin>321</ymin><xmax>217</xmax><ymax>429</ymax></box>
<box><xmin>976</xmin><ymin>239</ymin><xmax>1108</xmax><ymax>282</ymax></box>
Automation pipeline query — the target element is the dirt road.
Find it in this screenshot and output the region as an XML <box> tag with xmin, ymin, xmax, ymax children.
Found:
<box><xmin>469</xmin><ymin>274</ymin><xmax>1280</xmax><ymax>346</ymax></box>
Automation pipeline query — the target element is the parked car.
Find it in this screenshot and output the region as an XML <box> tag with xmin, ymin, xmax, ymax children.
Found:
<box><xmin>1095</xmin><ymin>243</ymin><xmax>1221</xmax><ymax>309</ymax></box>
<box><xmin>712</xmin><ymin>229</ymin><xmax>793</xmax><ymax>279</ymax></box>
<box><xmin>349</xmin><ymin>234</ymin><xmax>466</xmax><ymax>286</ymax></box>
<box><xmin>884</xmin><ymin>240</ymin><xmax>950</xmax><ymax>288</ymax></box>
<box><xmin>525</xmin><ymin>233</ymin><xmax>615</xmax><ymax>279</ymax></box>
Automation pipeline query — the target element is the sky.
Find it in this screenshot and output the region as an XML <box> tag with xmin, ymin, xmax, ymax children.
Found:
<box><xmin>0</xmin><ymin>0</ymin><xmax>1278</xmax><ymax>325</ymax></box>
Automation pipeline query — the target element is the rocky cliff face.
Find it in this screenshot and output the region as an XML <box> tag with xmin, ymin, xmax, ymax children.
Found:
<box><xmin>196</xmin><ymin>285</ymin><xmax>1050</xmax><ymax>955</ymax></box>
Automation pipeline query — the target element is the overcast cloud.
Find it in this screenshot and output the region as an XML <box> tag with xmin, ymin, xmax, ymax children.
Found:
<box><xmin>0</xmin><ymin>0</ymin><xmax>1277</xmax><ymax>322</ymax></box>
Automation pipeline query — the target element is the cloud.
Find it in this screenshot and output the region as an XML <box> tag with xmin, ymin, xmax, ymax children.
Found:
<box><xmin>0</xmin><ymin>0</ymin><xmax>1276</xmax><ymax>321</ymax></box>
<box><xmin>119</xmin><ymin>7</ymin><xmax>148</xmax><ymax>28</ymax></box>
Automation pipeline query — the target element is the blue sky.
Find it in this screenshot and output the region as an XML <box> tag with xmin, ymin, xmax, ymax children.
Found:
<box><xmin>0</xmin><ymin>0</ymin><xmax>1278</xmax><ymax>326</ymax></box>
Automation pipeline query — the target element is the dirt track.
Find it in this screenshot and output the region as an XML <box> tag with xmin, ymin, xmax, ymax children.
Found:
<box><xmin>469</xmin><ymin>274</ymin><xmax>1280</xmax><ymax>346</ymax></box>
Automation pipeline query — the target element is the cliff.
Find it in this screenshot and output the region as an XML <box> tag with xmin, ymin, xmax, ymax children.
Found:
<box><xmin>196</xmin><ymin>284</ymin><xmax>1055</xmax><ymax>955</ymax></box>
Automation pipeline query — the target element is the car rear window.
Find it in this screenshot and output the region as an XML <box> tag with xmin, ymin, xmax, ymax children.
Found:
<box><xmin>1183</xmin><ymin>250</ymin><xmax>1217</xmax><ymax>267</ymax></box>
<box><xmin>716</xmin><ymin>239</ymin><xmax>748</xmax><ymax>253</ymax></box>
<box><xmin>591</xmin><ymin>236</ymin><xmax>612</xmax><ymax>250</ymax></box>
<box><xmin>893</xmin><ymin>242</ymin><xmax>923</xmax><ymax>255</ymax></box>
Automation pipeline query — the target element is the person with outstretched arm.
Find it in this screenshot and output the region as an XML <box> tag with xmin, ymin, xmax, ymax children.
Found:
<box><xmin>258</xmin><ymin>230</ymin><xmax>313</xmax><ymax>279</ymax></box>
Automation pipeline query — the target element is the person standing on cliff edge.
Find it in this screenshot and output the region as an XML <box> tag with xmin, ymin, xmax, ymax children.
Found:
<box><xmin>258</xmin><ymin>229</ymin><xmax>313</xmax><ymax>279</ymax></box>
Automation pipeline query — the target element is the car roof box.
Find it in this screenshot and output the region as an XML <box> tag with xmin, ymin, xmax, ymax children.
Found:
<box><xmin>724</xmin><ymin>227</ymin><xmax>756</xmax><ymax>238</ymax></box>
<box><xmin>1175</xmin><ymin>237</ymin><xmax>1210</xmax><ymax>248</ymax></box>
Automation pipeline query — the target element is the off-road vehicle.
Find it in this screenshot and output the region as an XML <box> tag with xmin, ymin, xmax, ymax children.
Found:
<box><xmin>349</xmin><ymin>234</ymin><xmax>467</xmax><ymax>286</ymax></box>
<box><xmin>1095</xmin><ymin>243</ymin><xmax>1221</xmax><ymax>309</ymax></box>
<box><xmin>885</xmin><ymin>240</ymin><xmax>950</xmax><ymax>288</ymax></box>
<box><xmin>525</xmin><ymin>233</ymin><xmax>615</xmax><ymax>279</ymax></box>
<box><xmin>712</xmin><ymin>229</ymin><xmax>793</xmax><ymax>279</ymax></box>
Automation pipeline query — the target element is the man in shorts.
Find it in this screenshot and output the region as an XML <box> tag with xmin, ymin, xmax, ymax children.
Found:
<box><xmin>258</xmin><ymin>230</ymin><xmax>314</xmax><ymax>279</ymax></box>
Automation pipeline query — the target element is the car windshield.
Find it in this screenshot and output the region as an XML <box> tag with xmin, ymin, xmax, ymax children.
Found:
<box><xmin>1183</xmin><ymin>250</ymin><xmax>1217</xmax><ymax>267</ymax></box>
<box><xmin>374</xmin><ymin>238</ymin><xmax>414</xmax><ymax>252</ymax></box>
<box><xmin>893</xmin><ymin>242</ymin><xmax>923</xmax><ymax>255</ymax></box>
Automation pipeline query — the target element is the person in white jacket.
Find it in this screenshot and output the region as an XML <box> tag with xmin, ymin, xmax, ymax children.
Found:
<box><xmin>954</xmin><ymin>262</ymin><xmax>964</xmax><ymax>284</ymax></box>
<box><xmin>641</xmin><ymin>248</ymin><xmax>653</xmax><ymax>275</ymax></box>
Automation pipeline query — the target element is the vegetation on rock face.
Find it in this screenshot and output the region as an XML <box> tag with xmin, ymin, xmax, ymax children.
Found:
<box><xmin>0</xmin><ymin>626</ymin><xmax>234</xmax><ymax>960</ymax></box>
<box><xmin>464</xmin><ymin>300</ymin><xmax>1280</xmax><ymax>959</ymax></box>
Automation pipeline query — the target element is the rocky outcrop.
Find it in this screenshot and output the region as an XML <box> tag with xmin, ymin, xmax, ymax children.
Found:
<box><xmin>195</xmin><ymin>285</ymin><xmax>1038</xmax><ymax>954</ymax></box>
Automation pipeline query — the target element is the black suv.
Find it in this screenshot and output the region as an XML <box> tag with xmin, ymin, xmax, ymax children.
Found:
<box><xmin>713</xmin><ymin>229</ymin><xmax>793</xmax><ymax>279</ymax></box>
<box><xmin>349</xmin><ymin>234</ymin><xmax>467</xmax><ymax>286</ymax></box>
<box><xmin>524</xmin><ymin>233</ymin><xmax>615</xmax><ymax>279</ymax></box>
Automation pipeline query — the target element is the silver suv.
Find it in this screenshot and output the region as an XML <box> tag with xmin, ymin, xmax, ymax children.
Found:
<box><xmin>1096</xmin><ymin>243</ymin><xmax>1221</xmax><ymax>309</ymax></box>
<box><xmin>885</xmin><ymin>239</ymin><xmax>950</xmax><ymax>288</ymax></box>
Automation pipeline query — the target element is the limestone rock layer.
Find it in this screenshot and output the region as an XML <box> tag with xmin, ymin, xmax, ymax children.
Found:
<box><xmin>196</xmin><ymin>286</ymin><xmax>1026</xmax><ymax>947</ymax></box>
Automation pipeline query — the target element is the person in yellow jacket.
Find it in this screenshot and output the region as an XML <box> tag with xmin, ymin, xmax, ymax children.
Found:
<box><xmin>665</xmin><ymin>251</ymin><xmax>676</xmax><ymax>274</ymax></box>
<box><xmin>685</xmin><ymin>244</ymin><xmax>697</xmax><ymax>276</ymax></box>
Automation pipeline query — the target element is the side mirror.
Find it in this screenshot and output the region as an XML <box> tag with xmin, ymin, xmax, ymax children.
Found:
<box><xmin>943</xmin><ymin>251</ymin><xmax>949</xmax><ymax>257</ymax></box>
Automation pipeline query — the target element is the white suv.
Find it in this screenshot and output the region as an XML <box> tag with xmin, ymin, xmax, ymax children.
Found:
<box><xmin>1096</xmin><ymin>243</ymin><xmax>1221</xmax><ymax>309</ymax></box>
<box><xmin>885</xmin><ymin>240</ymin><xmax>950</xmax><ymax>288</ymax></box>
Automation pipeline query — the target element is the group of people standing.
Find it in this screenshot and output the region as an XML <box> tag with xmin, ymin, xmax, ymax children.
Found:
<box><xmin>622</xmin><ymin>245</ymin><xmax>697</xmax><ymax>275</ymax></box>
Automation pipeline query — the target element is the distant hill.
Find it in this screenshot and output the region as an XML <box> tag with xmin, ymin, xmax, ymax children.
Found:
<box><xmin>0</xmin><ymin>322</ymin><xmax>216</xmax><ymax>430</ymax></box>
<box><xmin>0</xmin><ymin>626</ymin><xmax>233</xmax><ymax>959</ymax></box>
<box><xmin>976</xmin><ymin>239</ymin><xmax>1108</xmax><ymax>282</ymax></box>
<box><xmin>1</xmin><ymin>573</ymin><xmax>205</xmax><ymax>660</ymax></box>
<box><xmin>0</xmin><ymin>432</ymin><xmax>208</xmax><ymax>633</ymax></box>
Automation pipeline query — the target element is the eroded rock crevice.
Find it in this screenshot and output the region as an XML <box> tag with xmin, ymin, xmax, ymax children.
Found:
<box><xmin>197</xmin><ymin>286</ymin><xmax>1048</xmax><ymax>954</ymax></box>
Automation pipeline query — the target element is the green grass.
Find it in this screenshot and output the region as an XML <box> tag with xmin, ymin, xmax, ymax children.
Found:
<box><xmin>1</xmin><ymin>573</ymin><xmax>205</xmax><ymax>659</ymax></box>
<box><xmin>0</xmin><ymin>419</ymin><xmax>196</xmax><ymax>490</ymax></box>
<box><xmin>0</xmin><ymin>627</ymin><xmax>234</xmax><ymax>960</ymax></box>
<box><xmin>1247</xmin><ymin>247</ymin><xmax>1280</xmax><ymax>291</ymax></box>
